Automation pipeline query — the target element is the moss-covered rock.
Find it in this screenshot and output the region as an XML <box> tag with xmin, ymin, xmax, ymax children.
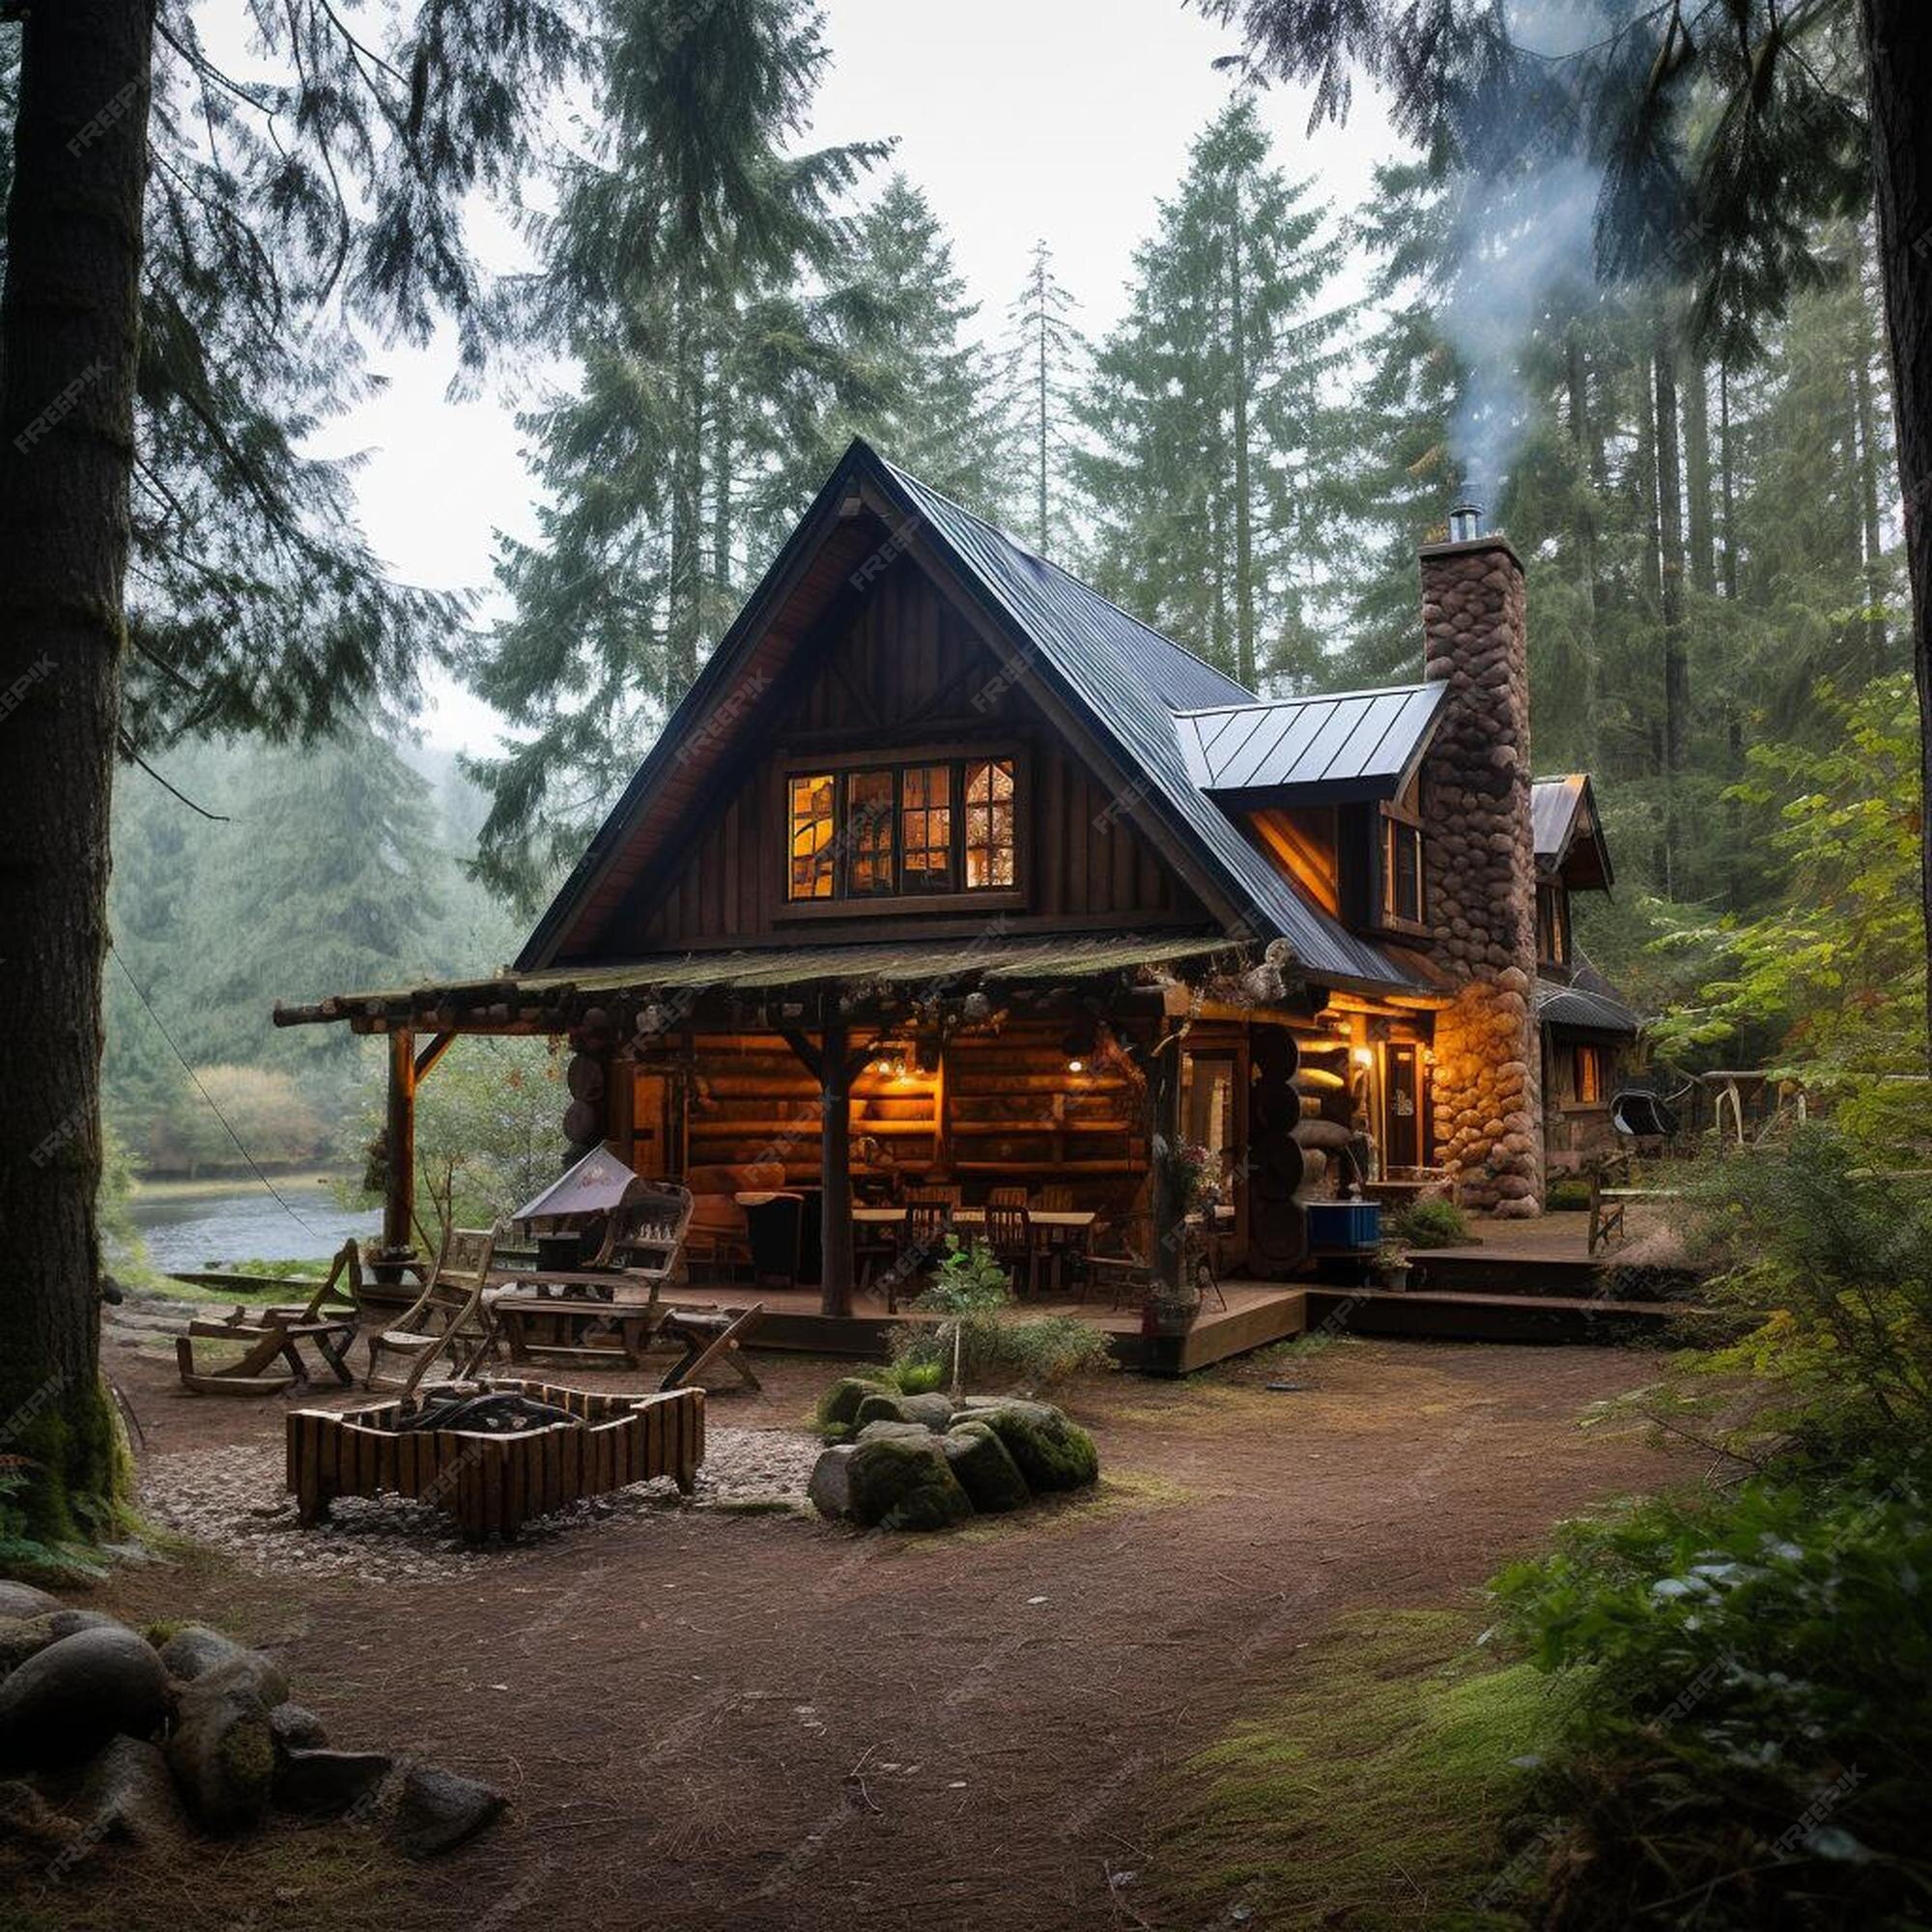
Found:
<box><xmin>157</xmin><ymin>1624</ymin><xmax>289</xmax><ymax>1706</ymax></box>
<box><xmin>941</xmin><ymin>1420</ymin><xmax>1031</xmax><ymax>1512</ymax></box>
<box><xmin>846</xmin><ymin>1437</ymin><xmax>975</xmax><ymax>1532</ymax></box>
<box><xmin>899</xmin><ymin>1392</ymin><xmax>956</xmax><ymax>1431</ymax></box>
<box><xmin>854</xmin><ymin>1419</ymin><xmax>935</xmax><ymax>1446</ymax></box>
<box><xmin>812</xmin><ymin>1375</ymin><xmax>894</xmax><ymax>1440</ymax></box>
<box><xmin>960</xmin><ymin>1401</ymin><xmax>1099</xmax><ymax>1492</ymax></box>
<box><xmin>853</xmin><ymin>1392</ymin><xmax>912</xmax><ymax>1431</ymax></box>
<box><xmin>166</xmin><ymin>1658</ymin><xmax>276</xmax><ymax>1832</ymax></box>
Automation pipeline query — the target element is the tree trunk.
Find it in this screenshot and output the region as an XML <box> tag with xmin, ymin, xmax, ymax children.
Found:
<box><xmin>1719</xmin><ymin>362</ymin><xmax>1741</xmax><ymax>601</ymax></box>
<box><xmin>1654</xmin><ymin>322</ymin><xmax>1689</xmax><ymax>896</ymax></box>
<box><xmin>665</xmin><ymin>292</ymin><xmax>703</xmax><ymax>700</ymax></box>
<box><xmin>1565</xmin><ymin>327</ymin><xmax>1604</xmax><ymax>736</ymax></box>
<box><xmin>1861</xmin><ymin>0</ymin><xmax>1932</xmax><ymax>1052</ymax></box>
<box><xmin>0</xmin><ymin>0</ymin><xmax>155</xmax><ymax>1542</ymax></box>
<box><xmin>1035</xmin><ymin>263</ymin><xmax>1050</xmax><ymax>554</ymax></box>
<box><xmin>1228</xmin><ymin>182</ymin><xmax>1257</xmax><ymax>692</ymax></box>
<box><xmin>1850</xmin><ymin>225</ymin><xmax>1890</xmax><ymax>675</ymax></box>
<box><xmin>1684</xmin><ymin>350</ymin><xmax>1717</xmax><ymax>596</ymax></box>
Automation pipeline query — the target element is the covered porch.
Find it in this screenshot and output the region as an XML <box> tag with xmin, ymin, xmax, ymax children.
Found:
<box><xmin>275</xmin><ymin>931</ymin><xmax>1447</xmax><ymax>1362</ymax></box>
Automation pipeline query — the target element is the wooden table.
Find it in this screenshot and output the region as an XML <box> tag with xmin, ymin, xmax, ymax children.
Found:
<box><xmin>483</xmin><ymin>1267</ymin><xmax>763</xmax><ymax>1389</ymax></box>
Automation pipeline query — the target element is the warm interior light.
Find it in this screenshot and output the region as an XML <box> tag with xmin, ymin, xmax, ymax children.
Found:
<box><xmin>1351</xmin><ymin>1047</ymin><xmax>1376</xmax><ymax>1068</ymax></box>
<box><xmin>1066</xmin><ymin>1057</ymin><xmax>1085</xmax><ymax>1075</ymax></box>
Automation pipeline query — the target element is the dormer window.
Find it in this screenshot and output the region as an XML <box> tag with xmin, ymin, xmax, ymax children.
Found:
<box><xmin>785</xmin><ymin>754</ymin><xmax>1017</xmax><ymax>903</ymax></box>
<box><xmin>1378</xmin><ymin>806</ymin><xmax>1425</xmax><ymax>928</ymax></box>
<box><xmin>1536</xmin><ymin>882</ymin><xmax>1572</xmax><ymax>966</ymax></box>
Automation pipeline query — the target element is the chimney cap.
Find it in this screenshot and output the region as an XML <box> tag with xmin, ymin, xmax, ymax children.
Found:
<box><xmin>1447</xmin><ymin>502</ymin><xmax>1485</xmax><ymax>544</ymax></box>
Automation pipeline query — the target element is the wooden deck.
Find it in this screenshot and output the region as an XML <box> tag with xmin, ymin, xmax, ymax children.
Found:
<box><xmin>666</xmin><ymin>1279</ymin><xmax>1308</xmax><ymax>1376</ymax></box>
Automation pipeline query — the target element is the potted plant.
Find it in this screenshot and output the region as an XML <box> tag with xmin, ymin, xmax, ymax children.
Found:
<box><xmin>1373</xmin><ymin>1239</ymin><xmax>1413</xmax><ymax>1291</ymax></box>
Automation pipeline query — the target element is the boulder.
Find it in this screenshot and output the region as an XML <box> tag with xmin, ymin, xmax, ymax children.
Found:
<box><xmin>959</xmin><ymin>1401</ymin><xmax>1099</xmax><ymax>1493</ymax></box>
<box><xmin>0</xmin><ymin>1625</ymin><xmax>173</xmax><ymax>1771</ymax></box>
<box><xmin>78</xmin><ymin>1735</ymin><xmax>187</xmax><ymax>1849</ymax></box>
<box><xmin>0</xmin><ymin>1582</ymin><xmax>63</xmax><ymax>1622</ymax></box>
<box><xmin>166</xmin><ymin>1659</ymin><xmax>276</xmax><ymax>1832</ymax></box>
<box><xmin>388</xmin><ymin>1764</ymin><xmax>506</xmax><ymax>1858</ymax></box>
<box><xmin>940</xmin><ymin>1421</ymin><xmax>1031</xmax><ymax>1513</ymax></box>
<box><xmin>806</xmin><ymin>1444</ymin><xmax>858</xmax><ymax>1520</ymax></box>
<box><xmin>852</xmin><ymin>1392</ymin><xmax>910</xmax><ymax>1431</ymax></box>
<box><xmin>274</xmin><ymin>1747</ymin><xmax>393</xmax><ymax>1817</ymax></box>
<box><xmin>0</xmin><ymin>1609</ymin><xmax>123</xmax><ymax>1678</ymax></box>
<box><xmin>845</xmin><ymin>1436</ymin><xmax>974</xmax><ymax>1532</ymax></box>
<box><xmin>854</xmin><ymin>1419</ymin><xmax>936</xmax><ymax>1446</ymax></box>
<box><xmin>157</xmin><ymin>1625</ymin><xmax>290</xmax><ymax>1706</ymax></box>
<box><xmin>898</xmin><ymin>1392</ymin><xmax>956</xmax><ymax>1431</ymax></box>
<box><xmin>270</xmin><ymin>1702</ymin><xmax>329</xmax><ymax>1755</ymax></box>
<box><xmin>814</xmin><ymin>1375</ymin><xmax>892</xmax><ymax>1438</ymax></box>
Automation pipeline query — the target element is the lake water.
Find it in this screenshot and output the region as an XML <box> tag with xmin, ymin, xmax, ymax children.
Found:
<box><xmin>126</xmin><ymin>1180</ymin><xmax>380</xmax><ymax>1274</ymax></box>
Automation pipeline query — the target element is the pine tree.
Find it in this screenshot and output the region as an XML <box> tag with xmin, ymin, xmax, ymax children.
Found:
<box><xmin>463</xmin><ymin>0</ymin><xmax>893</xmax><ymax>905</ymax></box>
<box><xmin>998</xmin><ymin>241</ymin><xmax>1088</xmax><ymax>557</ymax></box>
<box><xmin>1</xmin><ymin>0</ymin><xmax>572</xmax><ymax>1547</ymax></box>
<box><xmin>834</xmin><ymin>175</ymin><xmax>1013</xmax><ymax>519</ymax></box>
<box><xmin>1079</xmin><ymin>98</ymin><xmax>1350</xmax><ymax>689</ymax></box>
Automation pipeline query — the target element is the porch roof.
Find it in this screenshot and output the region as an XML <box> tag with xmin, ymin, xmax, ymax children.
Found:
<box><xmin>273</xmin><ymin>932</ymin><xmax>1248</xmax><ymax>1034</ymax></box>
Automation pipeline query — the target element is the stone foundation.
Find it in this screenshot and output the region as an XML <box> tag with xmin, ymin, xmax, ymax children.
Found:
<box><xmin>1416</xmin><ymin>532</ymin><xmax>1543</xmax><ymax>1215</ymax></box>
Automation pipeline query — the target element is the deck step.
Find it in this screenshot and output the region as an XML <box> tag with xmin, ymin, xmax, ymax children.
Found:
<box><xmin>1302</xmin><ymin>1285</ymin><xmax>1719</xmax><ymax>1345</ymax></box>
<box><xmin>1405</xmin><ymin>1252</ymin><xmax>1700</xmax><ymax>1301</ymax></box>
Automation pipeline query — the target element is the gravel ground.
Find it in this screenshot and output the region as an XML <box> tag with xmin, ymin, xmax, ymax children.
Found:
<box><xmin>141</xmin><ymin>1425</ymin><xmax>823</xmax><ymax>1584</ymax></box>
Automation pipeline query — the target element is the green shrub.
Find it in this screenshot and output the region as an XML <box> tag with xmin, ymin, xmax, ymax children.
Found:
<box><xmin>1674</xmin><ymin>1128</ymin><xmax>1932</xmax><ymax>1463</ymax></box>
<box><xmin>1388</xmin><ymin>1197</ymin><xmax>1470</xmax><ymax>1248</ymax></box>
<box><xmin>885</xmin><ymin>1358</ymin><xmax>944</xmax><ymax>1396</ymax></box>
<box><xmin>890</xmin><ymin>1313</ymin><xmax>1113</xmax><ymax>1393</ymax></box>
<box><xmin>1544</xmin><ymin>1175</ymin><xmax>1592</xmax><ymax>1212</ymax></box>
<box><xmin>1487</xmin><ymin>1462</ymin><xmax>1932</xmax><ymax>1930</ymax></box>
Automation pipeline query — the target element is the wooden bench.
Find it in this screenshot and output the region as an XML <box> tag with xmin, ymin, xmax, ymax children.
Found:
<box><xmin>489</xmin><ymin>1288</ymin><xmax>764</xmax><ymax>1391</ymax></box>
<box><xmin>1588</xmin><ymin>1157</ymin><xmax>1685</xmax><ymax>1254</ymax></box>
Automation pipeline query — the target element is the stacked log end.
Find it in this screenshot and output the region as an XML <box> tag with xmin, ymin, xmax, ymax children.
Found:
<box><xmin>1417</xmin><ymin>537</ymin><xmax>1544</xmax><ymax>1217</ymax></box>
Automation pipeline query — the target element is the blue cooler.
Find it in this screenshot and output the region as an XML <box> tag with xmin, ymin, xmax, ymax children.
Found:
<box><xmin>1305</xmin><ymin>1200</ymin><xmax>1382</xmax><ymax>1253</ymax></box>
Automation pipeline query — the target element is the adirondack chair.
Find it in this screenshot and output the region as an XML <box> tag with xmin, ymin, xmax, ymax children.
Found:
<box><xmin>175</xmin><ymin>1239</ymin><xmax>365</xmax><ymax>1396</ymax></box>
<box><xmin>364</xmin><ymin>1222</ymin><xmax>503</xmax><ymax>1398</ymax></box>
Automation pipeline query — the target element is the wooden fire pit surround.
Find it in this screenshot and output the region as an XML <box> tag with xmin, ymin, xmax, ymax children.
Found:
<box><xmin>287</xmin><ymin>1380</ymin><xmax>705</xmax><ymax>1545</ymax></box>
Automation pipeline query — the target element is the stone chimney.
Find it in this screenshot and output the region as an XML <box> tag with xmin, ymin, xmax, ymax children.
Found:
<box><xmin>1415</xmin><ymin>518</ymin><xmax>1543</xmax><ymax>1216</ymax></box>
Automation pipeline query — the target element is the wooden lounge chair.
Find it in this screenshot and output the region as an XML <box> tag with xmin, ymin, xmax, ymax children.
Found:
<box><xmin>365</xmin><ymin>1222</ymin><xmax>503</xmax><ymax>1399</ymax></box>
<box><xmin>175</xmin><ymin>1239</ymin><xmax>364</xmax><ymax>1396</ymax></box>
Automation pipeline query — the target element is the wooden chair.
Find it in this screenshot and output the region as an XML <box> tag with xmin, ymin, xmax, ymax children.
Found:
<box><xmin>594</xmin><ymin>1182</ymin><xmax>695</xmax><ymax>1291</ymax></box>
<box><xmin>365</xmin><ymin>1222</ymin><xmax>503</xmax><ymax>1399</ymax></box>
<box><xmin>1034</xmin><ymin>1184</ymin><xmax>1074</xmax><ymax>1211</ymax></box>
<box><xmin>987</xmin><ymin>1185</ymin><xmax>1029</xmax><ymax>1208</ymax></box>
<box><xmin>1587</xmin><ymin>1153</ymin><xmax>1683</xmax><ymax>1255</ymax></box>
<box><xmin>982</xmin><ymin>1200</ymin><xmax>1034</xmax><ymax>1297</ymax></box>
<box><xmin>1084</xmin><ymin>1214</ymin><xmax>1158</xmax><ymax>1310</ymax></box>
<box><xmin>890</xmin><ymin>1187</ymin><xmax>958</xmax><ymax>1313</ymax></box>
<box><xmin>175</xmin><ymin>1239</ymin><xmax>363</xmax><ymax>1396</ymax></box>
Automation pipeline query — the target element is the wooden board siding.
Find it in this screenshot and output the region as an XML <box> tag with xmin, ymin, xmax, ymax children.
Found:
<box><xmin>590</xmin><ymin>557</ymin><xmax>1208</xmax><ymax>954</ymax></box>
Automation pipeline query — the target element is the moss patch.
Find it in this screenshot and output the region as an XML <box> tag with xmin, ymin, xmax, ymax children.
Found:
<box><xmin>1150</xmin><ymin>1609</ymin><xmax>1558</xmax><ymax>1932</ymax></box>
<box><xmin>962</xmin><ymin>1404</ymin><xmax>1098</xmax><ymax>1492</ymax></box>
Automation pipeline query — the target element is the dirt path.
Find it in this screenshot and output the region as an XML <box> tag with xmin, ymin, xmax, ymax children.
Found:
<box><xmin>79</xmin><ymin>1327</ymin><xmax>1685</xmax><ymax>1932</ymax></box>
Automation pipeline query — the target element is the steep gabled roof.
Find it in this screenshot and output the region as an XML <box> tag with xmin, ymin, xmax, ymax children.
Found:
<box><xmin>1531</xmin><ymin>775</ymin><xmax>1615</xmax><ymax>890</ymax></box>
<box><xmin>517</xmin><ymin>440</ymin><xmax>1424</xmax><ymax>996</ymax></box>
<box><xmin>1174</xmin><ymin>682</ymin><xmax>1447</xmax><ymax>800</ymax></box>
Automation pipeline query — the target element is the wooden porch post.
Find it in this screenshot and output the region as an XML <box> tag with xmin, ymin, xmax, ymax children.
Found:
<box><xmin>384</xmin><ymin>1026</ymin><xmax>416</xmax><ymax>1256</ymax></box>
<box><xmin>819</xmin><ymin>1019</ymin><xmax>855</xmax><ymax>1320</ymax></box>
<box><xmin>1150</xmin><ymin>1022</ymin><xmax>1186</xmax><ymax>1293</ymax></box>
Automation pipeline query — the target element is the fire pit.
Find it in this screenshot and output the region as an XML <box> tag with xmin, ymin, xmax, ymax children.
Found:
<box><xmin>286</xmin><ymin>1379</ymin><xmax>704</xmax><ymax>1544</ymax></box>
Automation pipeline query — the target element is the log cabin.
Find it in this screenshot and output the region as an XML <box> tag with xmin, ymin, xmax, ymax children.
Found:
<box><xmin>275</xmin><ymin>440</ymin><xmax>1638</xmax><ymax>1318</ymax></box>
